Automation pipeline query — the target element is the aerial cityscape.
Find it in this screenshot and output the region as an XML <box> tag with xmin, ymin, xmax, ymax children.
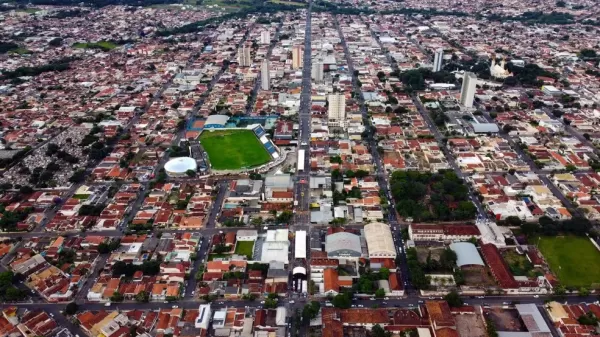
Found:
<box><xmin>0</xmin><ymin>0</ymin><xmax>599</xmax><ymax>336</ymax></box>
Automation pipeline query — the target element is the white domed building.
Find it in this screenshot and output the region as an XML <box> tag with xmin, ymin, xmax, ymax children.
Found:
<box><xmin>164</xmin><ymin>157</ymin><xmax>197</xmax><ymax>177</ymax></box>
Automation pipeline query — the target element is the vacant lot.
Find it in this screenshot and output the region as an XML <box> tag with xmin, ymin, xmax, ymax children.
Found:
<box><xmin>234</xmin><ymin>240</ymin><xmax>254</xmax><ymax>259</ymax></box>
<box><xmin>200</xmin><ymin>129</ymin><xmax>271</xmax><ymax>170</ymax></box>
<box><xmin>462</xmin><ymin>266</ymin><xmax>497</xmax><ymax>287</ymax></box>
<box><xmin>485</xmin><ymin>308</ymin><xmax>526</xmax><ymax>332</ymax></box>
<box><xmin>536</xmin><ymin>236</ymin><xmax>600</xmax><ymax>288</ymax></box>
<box><xmin>455</xmin><ymin>314</ymin><xmax>487</xmax><ymax>337</ymax></box>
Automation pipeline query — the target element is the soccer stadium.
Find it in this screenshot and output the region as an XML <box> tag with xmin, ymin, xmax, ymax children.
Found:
<box><xmin>197</xmin><ymin>115</ymin><xmax>280</xmax><ymax>171</ymax></box>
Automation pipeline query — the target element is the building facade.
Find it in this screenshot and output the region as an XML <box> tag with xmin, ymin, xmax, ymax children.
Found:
<box><xmin>460</xmin><ymin>72</ymin><xmax>477</xmax><ymax>108</ymax></box>
<box><xmin>433</xmin><ymin>49</ymin><xmax>443</xmax><ymax>72</ymax></box>
<box><xmin>292</xmin><ymin>45</ymin><xmax>303</xmax><ymax>69</ymax></box>
<box><xmin>327</xmin><ymin>94</ymin><xmax>346</xmax><ymax>128</ymax></box>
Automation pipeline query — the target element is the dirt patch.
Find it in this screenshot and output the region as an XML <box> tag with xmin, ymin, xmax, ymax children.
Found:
<box><xmin>455</xmin><ymin>313</ymin><xmax>487</xmax><ymax>337</ymax></box>
<box><xmin>416</xmin><ymin>247</ymin><xmax>445</xmax><ymax>264</ymax></box>
<box><xmin>462</xmin><ymin>266</ymin><xmax>497</xmax><ymax>287</ymax></box>
<box><xmin>484</xmin><ymin>308</ymin><xmax>526</xmax><ymax>332</ymax></box>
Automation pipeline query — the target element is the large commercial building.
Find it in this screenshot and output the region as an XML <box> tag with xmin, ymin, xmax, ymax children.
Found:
<box><xmin>460</xmin><ymin>72</ymin><xmax>477</xmax><ymax>108</ymax></box>
<box><xmin>325</xmin><ymin>232</ymin><xmax>362</xmax><ymax>259</ymax></box>
<box><xmin>261</xmin><ymin>229</ymin><xmax>290</xmax><ymax>264</ymax></box>
<box><xmin>408</xmin><ymin>223</ymin><xmax>481</xmax><ymax>242</ymax></box>
<box><xmin>364</xmin><ymin>222</ymin><xmax>396</xmax><ymax>259</ymax></box>
<box><xmin>433</xmin><ymin>48</ymin><xmax>443</xmax><ymax>72</ymax></box>
<box><xmin>261</xmin><ymin>60</ymin><xmax>270</xmax><ymax>91</ymax></box>
<box><xmin>311</xmin><ymin>61</ymin><xmax>323</xmax><ymax>82</ymax></box>
<box><xmin>327</xmin><ymin>94</ymin><xmax>346</xmax><ymax>128</ymax></box>
<box><xmin>449</xmin><ymin>242</ymin><xmax>484</xmax><ymax>267</ymax></box>
<box><xmin>292</xmin><ymin>45</ymin><xmax>303</xmax><ymax>69</ymax></box>
<box><xmin>238</xmin><ymin>45</ymin><xmax>251</xmax><ymax>67</ymax></box>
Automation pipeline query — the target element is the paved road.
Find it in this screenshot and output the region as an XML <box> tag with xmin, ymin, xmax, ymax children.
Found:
<box><xmin>335</xmin><ymin>14</ymin><xmax>412</xmax><ymax>292</ymax></box>
<box><xmin>185</xmin><ymin>181</ymin><xmax>228</xmax><ymax>298</ymax></box>
<box><xmin>245</xmin><ymin>23</ymin><xmax>283</xmax><ymax>115</ymax></box>
<box><xmin>290</xmin><ymin>4</ymin><xmax>313</xmax><ymax>337</ymax></box>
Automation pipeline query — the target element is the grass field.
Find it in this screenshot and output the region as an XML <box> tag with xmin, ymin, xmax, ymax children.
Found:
<box><xmin>9</xmin><ymin>47</ymin><xmax>31</xmax><ymax>55</ymax></box>
<box><xmin>536</xmin><ymin>236</ymin><xmax>600</xmax><ymax>288</ymax></box>
<box><xmin>200</xmin><ymin>129</ymin><xmax>271</xmax><ymax>170</ymax></box>
<box><xmin>17</xmin><ymin>8</ymin><xmax>40</xmax><ymax>13</ymax></box>
<box><xmin>73</xmin><ymin>41</ymin><xmax>119</xmax><ymax>51</ymax></box>
<box><xmin>234</xmin><ymin>240</ymin><xmax>254</xmax><ymax>259</ymax></box>
<box><xmin>269</xmin><ymin>0</ymin><xmax>306</xmax><ymax>6</ymax></box>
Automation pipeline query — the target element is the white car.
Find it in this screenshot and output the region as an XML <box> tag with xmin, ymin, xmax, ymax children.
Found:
<box><xmin>172</xmin><ymin>305</ymin><xmax>179</xmax><ymax>309</ymax></box>
<box><xmin>105</xmin><ymin>302</ymin><xmax>111</xmax><ymax>307</ymax></box>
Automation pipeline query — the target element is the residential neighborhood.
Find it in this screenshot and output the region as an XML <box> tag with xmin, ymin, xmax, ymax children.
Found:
<box><xmin>1</xmin><ymin>0</ymin><xmax>600</xmax><ymax>336</ymax></box>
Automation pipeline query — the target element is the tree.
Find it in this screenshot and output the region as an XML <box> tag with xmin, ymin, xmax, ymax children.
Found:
<box><xmin>110</xmin><ymin>291</ymin><xmax>124</xmax><ymax>302</ymax></box>
<box><xmin>264</xmin><ymin>297</ymin><xmax>278</xmax><ymax>309</ymax></box>
<box><xmin>276</xmin><ymin>210</ymin><xmax>293</xmax><ymax>224</ymax></box>
<box><xmin>486</xmin><ymin>318</ymin><xmax>499</xmax><ymax>337</ymax></box>
<box><xmin>332</xmin><ymin>293</ymin><xmax>351</xmax><ymax>309</ymax></box>
<box><xmin>578</xmin><ymin>312</ymin><xmax>598</xmax><ymax>325</ymax></box>
<box><xmin>371</xmin><ymin>324</ymin><xmax>391</xmax><ymax>337</ymax></box>
<box><xmin>65</xmin><ymin>302</ymin><xmax>79</xmax><ymax>315</ymax></box>
<box><xmin>375</xmin><ymin>288</ymin><xmax>385</xmax><ymax>298</ymax></box>
<box><xmin>185</xmin><ymin>169</ymin><xmax>196</xmax><ymax>177</ymax></box>
<box><xmin>302</xmin><ymin>301</ymin><xmax>321</xmax><ymax>322</ymax></box>
<box><xmin>251</xmin><ymin>217</ymin><xmax>263</xmax><ymax>228</ymax></box>
<box><xmin>378</xmin><ymin>267</ymin><xmax>390</xmax><ymax>280</ymax></box>
<box><xmin>504</xmin><ymin>216</ymin><xmax>522</xmax><ymax>226</ymax></box>
<box><xmin>135</xmin><ymin>291</ymin><xmax>150</xmax><ymax>302</ymax></box>
<box><xmin>444</xmin><ymin>290</ymin><xmax>463</xmax><ymax>307</ymax></box>
<box><xmin>19</xmin><ymin>185</ymin><xmax>33</xmax><ymax>195</ymax></box>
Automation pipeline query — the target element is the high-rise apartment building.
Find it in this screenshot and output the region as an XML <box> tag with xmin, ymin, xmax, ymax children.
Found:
<box><xmin>460</xmin><ymin>72</ymin><xmax>477</xmax><ymax>108</ymax></box>
<box><xmin>433</xmin><ymin>49</ymin><xmax>443</xmax><ymax>72</ymax></box>
<box><xmin>261</xmin><ymin>31</ymin><xmax>271</xmax><ymax>45</ymax></box>
<box><xmin>327</xmin><ymin>94</ymin><xmax>346</xmax><ymax>127</ymax></box>
<box><xmin>292</xmin><ymin>45</ymin><xmax>303</xmax><ymax>69</ymax></box>
<box><xmin>238</xmin><ymin>46</ymin><xmax>251</xmax><ymax>67</ymax></box>
<box><xmin>261</xmin><ymin>60</ymin><xmax>270</xmax><ymax>91</ymax></box>
<box><xmin>311</xmin><ymin>61</ymin><xmax>323</xmax><ymax>82</ymax></box>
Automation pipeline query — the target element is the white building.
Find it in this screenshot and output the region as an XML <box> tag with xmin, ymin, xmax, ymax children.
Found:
<box><xmin>312</xmin><ymin>61</ymin><xmax>323</xmax><ymax>82</ymax></box>
<box><xmin>261</xmin><ymin>60</ymin><xmax>270</xmax><ymax>91</ymax></box>
<box><xmin>433</xmin><ymin>48</ymin><xmax>443</xmax><ymax>72</ymax></box>
<box><xmin>195</xmin><ymin>305</ymin><xmax>211</xmax><ymax>329</ymax></box>
<box><xmin>237</xmin><ymin>230</ymin><xmax>258</xmax><ymax>241</ymax></box>
<box><xmin>363</xmin><ymin>222</ymin><xmax>396</xmax><ymax>259</ymax></box>
<box><xmin>460</xmin><ymin>72</ymin><xmax>477</xmax><ymax>108</ymax></box>
<box><xmin>292</xmin><ymin>45</ymin><xmax>303</xmax><ymax>69</ymax></box>
<box><xmin>295</xmin><ymin>230</ymin><xmax>307</xmax><ymax>259</ymax></box>
<box><xmin>327</xmin><ymin>94</ymin><xmax>346</xmax><ymax>128</ymax></box>
<box><xmin>260</xmin><ymin>30</ymin><xmax>271</xmax><ymax>45</ymax></box>
<box><xmin>261</xmin><ymin>229</ymin><xmax>290</xmax><ymax>264</ymax></box>
<box><xmin>238</xmin><ymin>45</ymin><xmax>251</xmax><ymax>67</ymax></box>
